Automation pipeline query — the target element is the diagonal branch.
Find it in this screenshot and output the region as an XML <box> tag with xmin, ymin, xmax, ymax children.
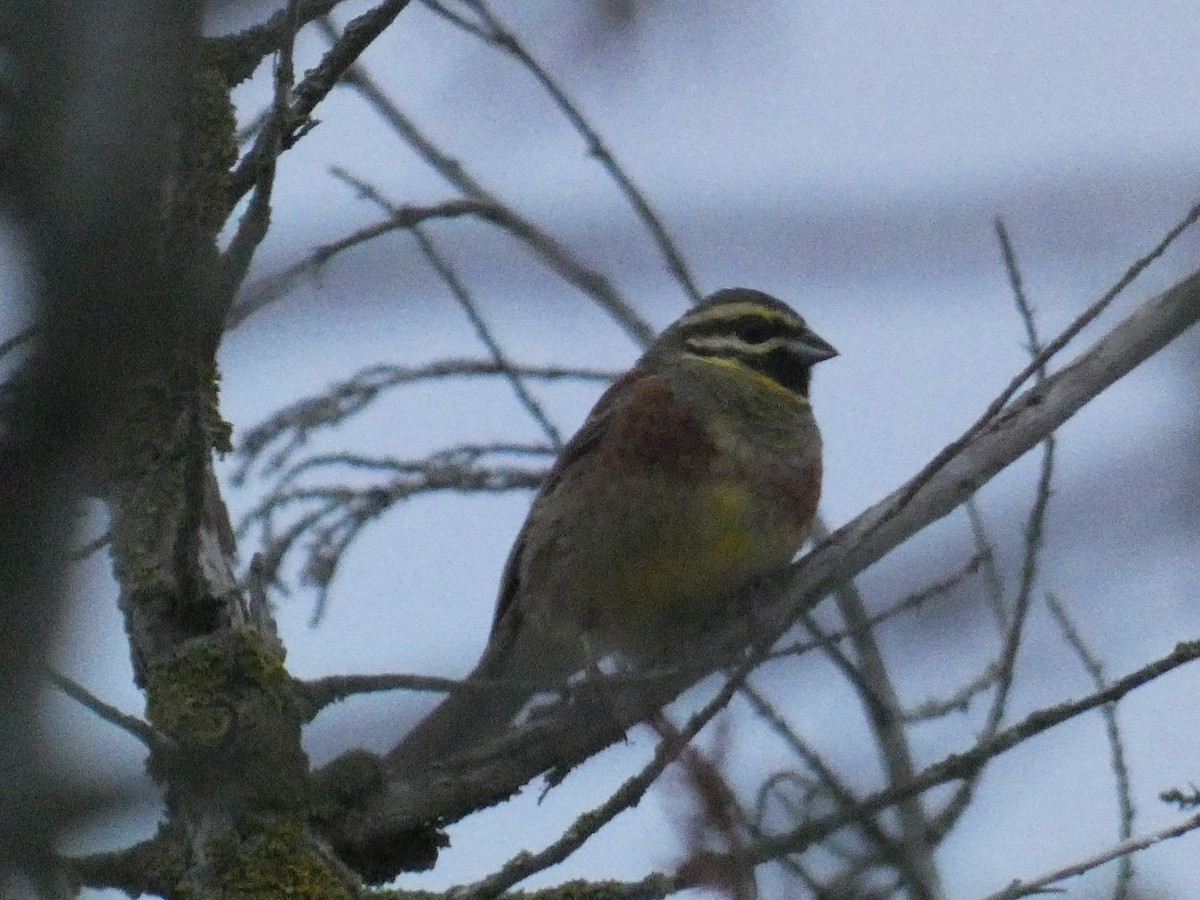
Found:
<box><xmin>1046</xmin><ymin>592</ymin><xmax>1136</xmax><ymax>898</ymax></box>
<box><xmin>227</xmin><ymin>197</ymin><xmax>496</xmax><ymax>328</ymax></box>
<box><xmin>209</xmin><ymin>0</ymin><xmax>349</xmax><ymax>86</ymax></box>
<box><xmin>872</xmin><ymin>198</ymin><xmax>1200</xmax><ymax>546</ymax></box>
<box><xmin>977</xmin><ymin>811</ymin><xmax>1200</xmax><ymax>900</ymax></box>
<box><xmin>317</xmin><ymin>16</ymin><xmax>657</xmax><ymax>346</ymax></box>
<box><xmin>809</xmin><ymin>521</ymin><xmax>943</xmax><ymax>900</ymax></box>
<box><xmin>46</xmin><ymin>670</ymin><xmax>165</xmax><ymax>750</ymax></box>
<box><xmin>423</xmin><ymin>0</ymin><xmax>702</xmax><ymax>302</ymax></box>
<box><xmin>226</xmin><ymin>0</ymin><xmax>415</xmax><ymax>209</ymax></box>
<box><xmin>738</xmin><ymin>638</ymin><xmax>1200</xmax><ymax>868</ymax></box>
<box><xmin>321</xmin><ymin>263</ymin><xmax>1200</xmax><ymax>871</ymax></box>
<box><xmin>411</xmin><ymin>224</ymin><xmax>564</xmax><ymax>448</ymax></box>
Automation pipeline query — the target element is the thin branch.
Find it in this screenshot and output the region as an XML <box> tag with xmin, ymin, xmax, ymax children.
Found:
<box><xmin>808</xmin><ymin>525</ymin><xmax>943</xmax><ymax>900</ymax></box>
<box><xmin>212</xmin><ymin>0</ymin><xmax>296</xmax><ymax>317</ymax></box>
<box><xmin>872</xmin><ymin>198</ymin><xmax>1200</xmax><ymax>545</ymax></box>
<box><xmin>767</xmin><ymin>549</ymin><xmax>985</xmax><ymax>662</ymax></box>
<box><xmin>226</xmin><ymin>0</ymin><xmax>415</xmax><ymax>208</ymax></box>
<box><xmin>208</xmin><ymin>0</ymin><xmax>349</xmax><ymax>86</ymax></box>
<box><xmin>740</xmin><ymin>682</ymin><xmax>906</xmax><ymax>873</ymax></box>
<box><xmin>424</xmin><ymin>0</ymin><xmax>702</xmax><ymax>302</ymax></box>
<box><xmin>233</xmin><ymin>361</ymin><xmax>611</xmax><ymax>481</ymax></box>
<box><xmin>316</xmin><ymin>16</ymin><xmax>657</xmax><ymax>347</ymax></box>
<box><xmin>46</xmin><ymin>670</ymin><xmax>162</xmax><ymax>749</ymax></box>
<box><xmin>1046</xmin><ymin>592</ymin><xmax>1135</xmax><ymax>899</ymax></box>
<box><xmin>735</xmin><ymin>638</ymin><xmax>1200</xmax><ymax>868</ymax></box>
<box><xmin>931</xmin><ymin>218</ymin><xmax>1059</xmax><ymax>846</ymax></box>
<box><xmin>228</xmin><ymin>197</ymin><xmax>496</xmax><ymax>328</ymax></box>
<box><xmin>903</xmin><ymin>662</ymin><xmax>1001</xmax><ymax>723</ymax></box>
<box><xmin>980</xmin><ymin>223</ymin><xmax>1056</xmax><ymax>732</ymax></box>
<box><xmin>412</xmin><ymin>224</ymin><xmax>564</xmax><ymax>448</ymax></box>
<box><xmin>239</xmin><ymin>456</ymin><xmax>547</xmax><ymax>623</ymax></box>
<box><xmin>977</xmin><ymin>813</ymin><xmax>1200</xmax><ymax>900</ymax></box>
<box><xmin>994</xmin><ymin>218</ymin><xmax>1037</xmax><ymax>359</ymax></box>
<box><xmin>324</xmin><ymin>164</ymin><xmax>565</xmax><ymax>449</ymax></box>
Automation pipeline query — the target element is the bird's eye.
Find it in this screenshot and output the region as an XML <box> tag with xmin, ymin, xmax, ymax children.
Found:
<box><xmin>735</xmin><ymin>319</ymin><xmax>775</xmax><ymax>344</ymax></box>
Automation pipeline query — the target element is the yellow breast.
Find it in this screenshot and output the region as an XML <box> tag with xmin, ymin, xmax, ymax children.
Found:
<box><xmin>578</xmin><ymin>477</ymin><xmax>795</xmax><ymax>659</ymax></box>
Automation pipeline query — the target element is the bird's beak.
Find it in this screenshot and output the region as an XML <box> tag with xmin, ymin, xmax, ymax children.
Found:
<box><xmin>788</xmin><ymin>332</ymin><xmax>839</xmax><ymax>366</ymax></box>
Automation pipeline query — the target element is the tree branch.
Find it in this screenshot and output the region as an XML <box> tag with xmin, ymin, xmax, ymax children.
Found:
<box><xmin>740</xmin><ymin>638</ymin><xmax>1200</xmax><ymax>867</ymax></box>
<box><xmin>978</xmin><ymin>812</ymin><xmax>1200</xmax><ymax>900</ymax></box>
<box><xmin>320</xmin><ymin>262</ymin><xmax>1200</xmax><ymax>876</ymax></box>
<box><xmin>423</xmin><ymin>0</ymin><xmax>702</xmax><ymax>303</ymax></box>
<box><xmin>226</xmin><ymin>0</ymin><xmax>415</xmax><ymax>208</ymax></box>
<box><xmin>209</xmin><ymin>0</ymin><xmax>350</xmax><ymax>86</ymax></box>
<box><xmin>46</xmin><ymin>670</ymin><xmax>164</xmax><ymax>749</ymax></box>
<box><xmin>317</xmin><ymin>18</ymin><xmax>657</xmax><ymax>346</ymax></box>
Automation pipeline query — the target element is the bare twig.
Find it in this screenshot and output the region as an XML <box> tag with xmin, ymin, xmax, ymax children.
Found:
<box><xmin>228</xmin><ymin>197</ymin><xmax>496</xmax><ymax>328</ymax></box>
<box><xmin>808</xmin><ymin>525</ymin><xmax>943</xmax><ymax>899</ymax></box>
<box><xmin>325</xmin><ymin>164</ymin><xmax>565</xmax><ymax>449</ymax></box>
<box><xmin>233</xmin><ymin>362</ymin><xmax>611</xmax><ymax>481</ymax></box>
<box><xmin>423</xmin><ymin>0</ymin><xmax>702</xmax><ymax>302</ymax></box>
<box><xmin>978</xmin><ymin>812</ymin><xmax>1200</xmax><ymax>900</ymax></box>
<box><xmin>733</xmin><ymin>639</ymin><xmax>1200</xmax><ymax>868</ymax></box>
<box><xmin>767</xmin><ymin>550</ymin><xmax>985</xmax><ymax>662</ymax></box>
<box><xmin>980</xmin><ymin>221</ymin><xmax>1056</xmax><ymax>733</ymax></box>
<box><xmin>412</xmin><ymin>224</ymin><xmax>564</xmax><ymax>448</ymax></box>
<box><xmin>316</xmin><ymin>16</ymin><xmax>657</xmax><ymax>346</ymax></box>
<box><xmin>873</xmin><ymin>198</ymin><xmax>1200</xmax><ymax>544</ymax></box>
<box><xmin>239</xmin><ymin>453</ymin><xmax>547</xmax><ymax>622</ymax></box>
<box><xmin>994</xmin><ymin>218</ymin><xmax>1037</xmax><ymax>361</ymax></box>
<box><xmin>226</xmin><ymin>0</ymin><xmax>415</xmax><ymax>208</ymax></box>
<box><xmin>46</xmin><ymin>670</ymin><xmax>162</xmax><ymax>749</ymax></box>
<box><xmin>212</xmin><ymin>1</ymin><xmax>296</xmax><ymax>319</ymax></box>
<box><xmin>1046</xmin><ymin>592</ymin><xmax>1135</xmax><ymax>899</ymax></box>
<box><xmin>930</xmin><ymin>218</ymin><xmax>1059</xmax><ymax>851</ymax></box>
<box><xmin>741</xmin><ymin>681</ymin><xmax>906</xmax><ymax>873</ymax></box>
<box><xmin>904</xmin><ymin>662</ymin><xmax>1001</xmax><ymax>723</ymax></box>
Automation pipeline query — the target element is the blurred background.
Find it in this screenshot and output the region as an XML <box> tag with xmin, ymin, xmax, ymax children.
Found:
<box><xmin>30</xmin><ymin>1</ymin><xmax>1200</xmax><ymax>897</ymax></box>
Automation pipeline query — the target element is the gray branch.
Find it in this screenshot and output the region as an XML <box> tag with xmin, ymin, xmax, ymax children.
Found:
<box><xmin>318</xmin><ymin>264</ymin><xmax>1200</xmax><ymax>876</ymax></box>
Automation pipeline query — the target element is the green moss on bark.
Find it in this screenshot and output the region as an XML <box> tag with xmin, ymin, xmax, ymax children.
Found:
<box><xmin>217</xmin><ymin>821</ymin><xmax>354</xmax><ymax>900</ymax></box>
<box><xmin>147</xmin><ymin>626</ymin><xmax>287</xmax><ymax>744</ymax></box>
<box><xmin>146</xmin><ymin>627</ymin><xmax>309</xmax><ymax>817</ymax></box>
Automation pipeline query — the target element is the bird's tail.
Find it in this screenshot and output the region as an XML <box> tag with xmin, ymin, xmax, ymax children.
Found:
<box><xmin>387</xmin><ymin>630</ymin><xmax>578</xmax><ymax>770</ymax></box>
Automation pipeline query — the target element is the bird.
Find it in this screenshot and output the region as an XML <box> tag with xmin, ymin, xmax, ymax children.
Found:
<box><xmin>389</xmin><ymin>287</ymin><xmax>837</xmax><ymax>768</ymax></box>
